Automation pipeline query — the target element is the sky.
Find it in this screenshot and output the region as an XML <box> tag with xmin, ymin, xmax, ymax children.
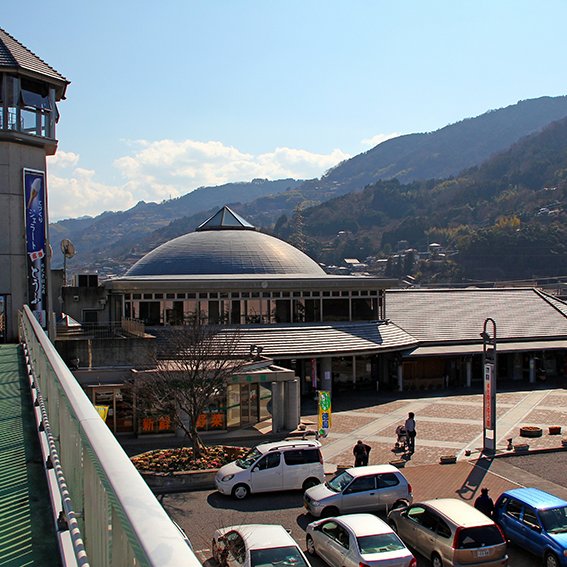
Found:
<box><xmin>4</xmin><ymin>1</ymin><xmax>567</xmax><ymax>221</ymax></box>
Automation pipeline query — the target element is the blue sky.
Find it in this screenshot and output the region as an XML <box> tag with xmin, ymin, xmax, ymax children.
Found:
<box><xmin>4</xmin><ymin>1</ymin><xmax>567</xmax><ymax>220</ymax></box>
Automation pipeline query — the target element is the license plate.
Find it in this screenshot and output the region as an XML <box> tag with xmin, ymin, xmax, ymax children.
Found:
<box><xmin>476</xmin><ymin>549</ymin><xmax>490</xmax><ymax>558</ymax></box>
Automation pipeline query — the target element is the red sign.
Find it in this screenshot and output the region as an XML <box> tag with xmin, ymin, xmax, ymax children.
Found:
<box><xmin>484</xmin><ymin>363</ymin><xmax>494</xmax><ymax>429</ymax></box>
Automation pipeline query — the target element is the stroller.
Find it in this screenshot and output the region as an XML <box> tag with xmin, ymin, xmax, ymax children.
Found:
<box><xmin>393</xmin><ymin>424</ymin><xmax>409</xmax><ymax>453</ymax></box>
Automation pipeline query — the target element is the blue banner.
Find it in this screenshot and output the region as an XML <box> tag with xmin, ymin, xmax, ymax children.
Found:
<box><xmin>23</xmin><ymin>169</ymin><xmax>47</xmax><ymax>328</ymax></box>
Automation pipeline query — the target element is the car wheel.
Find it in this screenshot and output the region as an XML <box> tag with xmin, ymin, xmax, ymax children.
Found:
<box><xmin>306</xmin><ymin>535</ymin><xmax>317</xmax><ymax>556</ymax></box>
<box><xmin>303</xmin><ymin>477</ymin><xmax>320</xmax><ymax>491</ymax></box>
<box><xmin>545</xmin><ymin>551</ymin><xmax>560</xmax><ymax>567</ymax></box>
<box><xmin>321</xmin><ymin>506</ymin><xmax>339</xmax><ymax>518</ymax></box>
<box><xmin>431</xmin><ymin>552</ymin><xmax>443</xmax><ymax>567</ymax></box>
<box><xmin>232</xmin><ymin>483</ymin><xmax>250</xmax><ymax>500</ymax></box>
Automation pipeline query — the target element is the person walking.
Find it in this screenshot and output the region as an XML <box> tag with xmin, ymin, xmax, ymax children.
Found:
<box><xmin>405</xmin><ymin>412</ymin><xmax>416</xmax><ymax>454</ymax></box>
<box><xmin>353</xmin><ymin>440</ymin><xmax>371</xmax><ymax>467</ymax></box>
<box><xmin>474</xmin><ymin>487</ymin><xmax>495</xmax><ymax>518</ymax></box>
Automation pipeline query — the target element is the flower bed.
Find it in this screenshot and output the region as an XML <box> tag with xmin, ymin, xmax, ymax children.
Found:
<box><xmin>131</xmin><ymin>446</ymin><xmax>248</xmax><ymax>474</ymax></box>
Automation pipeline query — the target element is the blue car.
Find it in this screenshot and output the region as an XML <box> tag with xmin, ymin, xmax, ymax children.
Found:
<box><xmin>494</xmin><ymin>487</ymin><xmax>567</xmax><ymax>567</ymax></box>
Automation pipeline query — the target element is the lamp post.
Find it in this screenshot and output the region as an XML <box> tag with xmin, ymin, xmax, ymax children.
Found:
<box><xmin>481</xmin><ymin>318</ymin><xmax>497</xmax><ymax>454</ymax></box>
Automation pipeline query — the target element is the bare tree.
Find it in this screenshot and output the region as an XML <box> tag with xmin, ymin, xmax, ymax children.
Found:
<box><xmin>131</xmin><ymin>318</ymin><xmax>245</xmax><ymax>456</ymax></box>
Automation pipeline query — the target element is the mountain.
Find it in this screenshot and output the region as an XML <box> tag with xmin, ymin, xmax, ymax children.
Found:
<box><xmin>50</xmin><ymin>95</ymin><xmax>567</xmax><ymax>278</ymax></box>
<box><xmin>294</xmin><ymin>96</ymin><xmax>567</xmax><ymax>199</ymax></box>
<box><xmin>50</xmin><ymin>178</ymin><xmax>303</xmax><ymax>274</ymax></box>
<box><xmin>280</xmin><ymin>115</ymin><xmax>567</xmax><ymax>282</ymax></box>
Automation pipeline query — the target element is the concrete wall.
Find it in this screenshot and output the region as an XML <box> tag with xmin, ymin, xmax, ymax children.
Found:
<box><xmin>55</xmin><ymin>336</ymin><xmax>156</xmax><ymax>369</ymax></box>
<box><xmin>0</xmin><ymin>142</ymin><xmax>49</xmax><ymax>341</ymax></box>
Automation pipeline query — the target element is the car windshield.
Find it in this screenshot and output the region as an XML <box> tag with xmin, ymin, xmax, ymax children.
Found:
<box><xmin>250</xmin><ymin>546</ymin><xmax>308</xmax><ymax>567</ymax></box>
<box><xmin>327</xmin><ymin>471</ymin><xmax>354</xmax><ymax>492</ymax></box>
<box><xmin>235</xmin><ymin>448</ymin><xmax>262</xmax><ymax>469</ymax></box>
<box><xmin>540</xmin><ymin>506</ymin><xmax>567</xmax><ymax>534</ymax></box>
<box><xmin>357</xmin><ymin>533</ymin><xmax>406</xmax><ymax>554</ymax></box>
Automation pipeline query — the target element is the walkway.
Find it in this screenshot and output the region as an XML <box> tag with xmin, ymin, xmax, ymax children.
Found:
<box><xmin>303</xmin><ymin>386</ymin><xmax>567</xmax><ymax>468</ymax></box>
<box><xmin>0</xmin><ymin>344</ymin><xmax>58</xmax><ymax>567</ymax></box>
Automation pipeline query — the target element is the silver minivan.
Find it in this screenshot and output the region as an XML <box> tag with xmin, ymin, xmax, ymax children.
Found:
<box><xmin>215</xmin><ymin>440</ymin><xmax>324</xmax><ymax>499</ymax></box>
<box><xmin>304</xmin><ymin>464</ymin><xmax>412</xmax><ymax>518</ymax></box>
<box><xmin>388</xmin><ymin>498</ymin><xmax>508</xmax><ymax>567</ymax></box>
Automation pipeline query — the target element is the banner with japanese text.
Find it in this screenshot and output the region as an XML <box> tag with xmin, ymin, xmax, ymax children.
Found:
<box><xmin>318</xmin><ymin>390</ymin><xmax>331</xmax><ymax>438</ymax></box>
<box><xmin>23</xmin><ymin>169</ymin><xmax>48</xmax><ymax>329</ymax></box>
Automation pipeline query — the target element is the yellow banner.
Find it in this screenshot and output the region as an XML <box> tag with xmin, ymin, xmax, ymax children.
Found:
<box><xmin>317</xmin><ymin>390</ymin><xmax>331</xmax><ymax>437</ymax></box>
<box><xmin>95</xmin><ymin>405</ymin><xmax>109</xmax><ymax>422</ymax></box>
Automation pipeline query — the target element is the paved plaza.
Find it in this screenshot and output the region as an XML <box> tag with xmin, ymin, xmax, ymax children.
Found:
<box><xmin>302</xmin><ymin>385</ymin><xmax>567</xmax><ymax>469</ymax></box>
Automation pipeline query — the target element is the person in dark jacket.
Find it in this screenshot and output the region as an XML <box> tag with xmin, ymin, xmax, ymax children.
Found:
<box><xmin>353</xmin><ymin>440</ymin><xmax>371</xmax><ymax>466</ymax></box>
<box><xmin>474</xmin><ymin>487</ymin><xmax>495</xmax><ymax>518</ymax></box>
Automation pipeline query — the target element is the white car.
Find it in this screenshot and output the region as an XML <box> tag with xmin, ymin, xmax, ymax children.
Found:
<box><xmin>212</xmin><ymin>524</ymin><xmax>312</xmax><ymax>567</ymax></box>
<box><xmin>215</xmin><ymin>440</ymin><xmax>324</xmax><ymax>499</ymax></box>
<box><xmin>306</xmin><ymin>514</ymin><xmax>416</xmax><ymax>567</ymax></box>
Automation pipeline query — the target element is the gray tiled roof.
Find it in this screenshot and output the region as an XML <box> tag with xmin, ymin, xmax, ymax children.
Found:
<box><xmin>0</xmin><ymin>27</ymin><xmax>68</xmax><ymax>88</ymax></box>
<box><xmin>218</xmin><ymin>320</ymin><xmax>418</xmax><ymax>358</ymax></box>
<box><xmin>386</xmin><ymin>287</ymin><xmax>567</xmax><ymax>344</ymax></box>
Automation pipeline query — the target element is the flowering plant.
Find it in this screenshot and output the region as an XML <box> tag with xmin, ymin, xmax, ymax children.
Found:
<box><xmin>131</xmin><ymin>446</ymin><xmax>247</xmax><ymax>473</ymax></box>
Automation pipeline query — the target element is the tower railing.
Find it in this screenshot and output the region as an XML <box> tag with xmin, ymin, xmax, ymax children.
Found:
<box><xmin>19</xmin><ymin>305</ymin><xmax>199</xmax><ymax>567</ymax></box>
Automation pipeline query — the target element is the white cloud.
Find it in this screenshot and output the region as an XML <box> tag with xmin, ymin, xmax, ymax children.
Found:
<box><xmin>46</xmin><ymin>139</ymin><xmax>350</xmax><ymax>220</ymax></box>
<box><xmin>360</xmin><ymin>132</ymin><xmax>400</xmax><ymax>149</ymax></box>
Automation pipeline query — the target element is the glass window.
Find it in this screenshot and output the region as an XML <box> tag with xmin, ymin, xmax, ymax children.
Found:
<box><xmin>540</xmin><ymin>506</ymin><xmax>567</xmax><ymax>533</ymax></box>
<box><xmin>437</xmin><ymin>518</ymin><xmax>452</xmax><ymax>539</ymax></box>
<box><xmin>255</xmin><ymin>452</ymin><xmax>281</xmax><ymax>470</ymax></box>
<box><xmin>304</xmin><ymin>299</ymin><xmax>321</xmax><ymax>322</ymax></box>
<box><xmin>322</xmin><ymin>298</ymin><xmax>349</xmax><ymax>321</ymax></box>
<box><xmin>456</xmin><ymin>526</ymin><xmax>503</xmax><ymax>549</ymax></box>
<box><xmin>506</xmin><ymin>500</ymin><xmax>523</xmax><ymax>520</ymax></box>
<box><xmin>352</xmin><ymin>298</ymin><xmax>375</xmax><ymax>320</ymax></box>
<box><xmin>377</xmin><ymin>473</ymin><xmax>400</xmax><ymax>488</ymax></box>
<box><xmin>250</xmin><ymin>547</ymin><xmax>308</xmax><ymax>567</ymax></box>
<box><xmin>347</xmin><ymin>476</ymin><xmax>375</xmax><ymax>493</ymax></box>
<box><xmin>357</xmin><ymin>533</ymin><xmax>405</xmax><ymax>554</ymax></box>
<box><xmin>407</xmin><ymin>506</ymin><xmax>426</xmax><ymax>523</ymax></box>
<box><xmin>523</xmin><ymin>507</ymin><xmax>540</xmax><ymax>529</ymax></box>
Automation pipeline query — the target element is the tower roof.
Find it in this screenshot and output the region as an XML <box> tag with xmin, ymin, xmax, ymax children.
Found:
<box><xmin>0</xmin><ymin>27</ymin><xmax>69</xmax><ymax>98</ymax></box>
<box><xmin>196</xmin><ymin>205</ymin><xmax>255</xmax><ymax>231</ymax></box>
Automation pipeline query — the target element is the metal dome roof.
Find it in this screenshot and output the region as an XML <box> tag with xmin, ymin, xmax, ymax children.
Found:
<box><xmin>126</xmin><ymin>207</ymin><xmax>325</xmax><ymax>277</ymax></box>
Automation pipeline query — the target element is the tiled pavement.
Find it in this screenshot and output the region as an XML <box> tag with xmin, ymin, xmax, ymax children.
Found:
<box><xmin>303</xmin><ymin>386</ymin><xmax>567</xmax><ymax>469</ymax></box>
<box><xmin>298</xmin><ymin>385</ymin><xmax>567</xmax><ymax>504</ymax></box>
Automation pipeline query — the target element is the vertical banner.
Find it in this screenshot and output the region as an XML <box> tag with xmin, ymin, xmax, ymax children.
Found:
<box><xmin>483</xmin><ymin>362</ymin><xmax>494</xmax><ymax>429</ymax></box>
<box><xmin>23</xmin><ymin>169</ymin><xmax>48</xmax><ymax>329</ymax></box>
<box><xmin>311</xmin><ymin>358</ymin><xmax>318</xmax><ymax>389</ymax></box>
<box><xmin>318</xmin><ymin>390</ymin><xmax>331</xmax><ymax>438</ymax></box>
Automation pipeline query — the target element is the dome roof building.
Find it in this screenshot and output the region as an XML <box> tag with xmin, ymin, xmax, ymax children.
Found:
<box><xmin>126</xmin><ymin>206</ymin><xmax>326</xmax><ymax>278</ymax></box>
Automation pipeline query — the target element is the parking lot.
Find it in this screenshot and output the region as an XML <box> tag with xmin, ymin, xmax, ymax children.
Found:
<box><xmin>145</xmin><ymin>386</ymin><xmax>567</xmax><ymax>567</ymax></box>
<box><xmin>163</xmin><ymin>486</ymin><xmax>540</xmax><ymax>566</ymax></box>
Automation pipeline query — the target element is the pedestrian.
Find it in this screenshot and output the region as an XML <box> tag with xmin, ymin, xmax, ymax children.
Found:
<box><xmin>405</xmin><ymin>412</ymin><xmax>416</xmax><ymax>453</ymax></box>
<box><xmin>353</xmin><ymin>440</ymin><xmax>371</xmax><ymax>467</ymax></box>
<box><xmin>474</xmin><ymin>487</ymin><xmax>495</xmax><ymax>518</ymax></box>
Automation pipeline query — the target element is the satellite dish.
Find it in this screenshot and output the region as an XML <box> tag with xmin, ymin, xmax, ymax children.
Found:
<box><xmin>60</xmin><ymin>239</ymin><xmax>76</xmax><ymax>258</ymax></box>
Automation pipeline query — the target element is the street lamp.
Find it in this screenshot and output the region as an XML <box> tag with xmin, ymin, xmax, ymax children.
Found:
<box><xmin>481</xmin><ymin>318</ymin><xmax>497</xmax><ymax>455</ymax></box>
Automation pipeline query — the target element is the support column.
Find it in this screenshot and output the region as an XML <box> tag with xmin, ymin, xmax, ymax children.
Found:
<box><xmin>271</xmin><ymin>381</ymin><xmax>285</xmax><ymax>433</ymax></box>
<box><xmin>513</xmin><ymin>353</ymin><xmax>523</xmax><ymax>381</ymax></box>
<box><xmin>397</xmin><ymin>364</ymin><xmax>403</xmax><ymax>392</ymax></box>
<box><xmin>529</xmin><ymin>357</ymin><xmax>536</xmax><ymax>384</ymax></box>
<box><xmin>352</xmin><ymin>355</ymin><xmax>357</xmax><ymax>387</ymax></box>
<box><xmin>466</xmin><ymin>358</ymin><xmax>472</xmax><ymax>388</ymax></box>
<box><xmin>320</xmin><ymin>357</ymin><xmax>332</xmax><ymax>393</ymax></box>
<box><xmin>284</xmin><ymin>379</ymin><xmax>300</xmax><ymax>430</ymax></box>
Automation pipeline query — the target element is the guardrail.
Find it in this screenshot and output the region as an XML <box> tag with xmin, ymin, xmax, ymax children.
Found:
<box><xmin>19</xmin><ymin>306</ymin><xmax>200</xmax><ymax>567</ymax></box>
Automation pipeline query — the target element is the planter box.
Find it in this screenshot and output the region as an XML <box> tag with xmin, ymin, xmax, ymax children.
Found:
<box><xmin>439</xmin><ymin>455</ymin><xmax>457</xmax><ymax>464</ymax></box>
<box><xmin>549</xmin><ymin>426</ymin><xmax>562</xmax><ymax>435</ymax></box>
<box><xmin>520</xmin><ymin>426</ymin><xmax>542</xmax><ymax>438</ymax></box>
<box><xmin>562</xmin><ymin>438</ymin><xmax>567</xmax><ymax>448</ymax></box>
<box><xmin>514</xmin><ymin>444</ymin><xmax>529</xmax><ymax>453</ymax></box>
<box><xmin>141</xmin><ymin>469</ymin><xmax>217</xmax><ymax>493</ymax></box>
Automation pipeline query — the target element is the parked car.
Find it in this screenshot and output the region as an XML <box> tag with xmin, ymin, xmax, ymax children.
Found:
<box><xmin>303</xmin><ymin>464</ymin><xmax>412</xmax><ymax>518</ymax></box>
<box><xmin>494</xmin><ymin>487</ymin><xmax>567</xmax><ymax>567</ymax></box>
<box><xmin>388</xmin><ymin>498</ymin><xmax>508</xmax><ymax>567</ymax></box>
<box><xmin>212</xmin><ymin>524</ymin><xmax>311</xmax><ymax>567</ymax></box>
<box><xmin>306</xmin><ymin>513</ymin><xmax>416</xmax><ymax>567</ymax></box>
<box><xmin>215</xmin><ymin>440</ymin><xmax>324</xmax><ymax>499</ymax></box>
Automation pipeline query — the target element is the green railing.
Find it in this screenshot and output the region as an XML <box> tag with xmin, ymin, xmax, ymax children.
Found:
<box><xmin>19</xmin><ymin>306</ymin><xmax>199</xmax><ymax>567</ymax></box>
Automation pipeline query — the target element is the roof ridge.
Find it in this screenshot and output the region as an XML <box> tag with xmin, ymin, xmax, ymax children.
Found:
<box><xmin>0</xmin><ymin>27</ymin><xmax>69</xmax><ymax>85</ymax></box>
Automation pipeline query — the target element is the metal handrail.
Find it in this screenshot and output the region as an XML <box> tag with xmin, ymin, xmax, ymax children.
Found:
<box><xmin>20</xmin><ymin>306</ymin><xmax>200</xmax><ymax>567</ymax></box>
